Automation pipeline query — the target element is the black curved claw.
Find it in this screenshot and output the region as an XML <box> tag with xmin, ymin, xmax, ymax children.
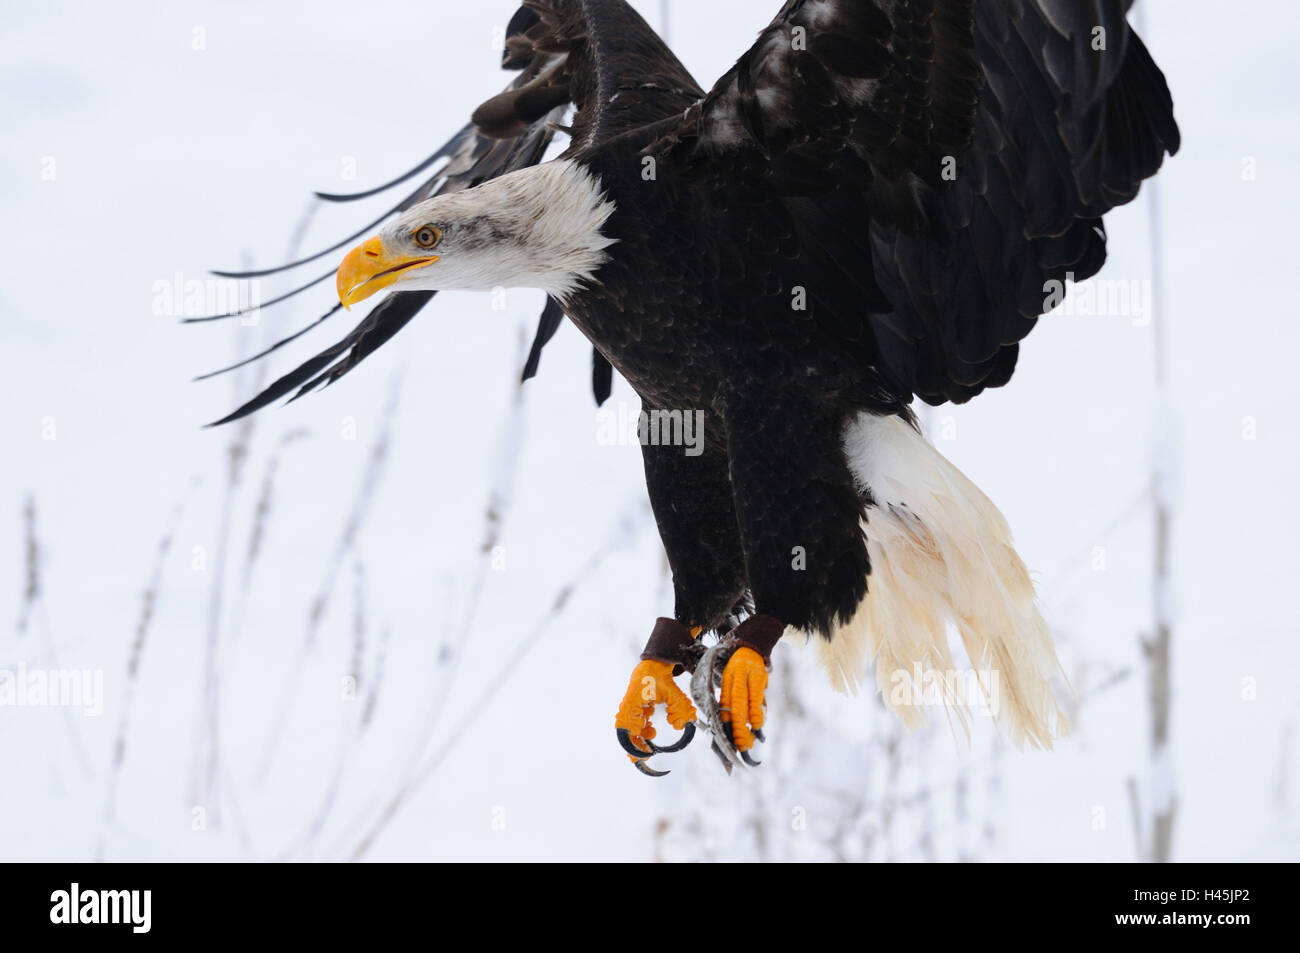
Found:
<box><xmin>754</xmin><ymin>728</ymin><xmax>766</xmax><ymax>743</ymax></box>
<box><xmin>633</xmin><ymin>760</ymin><xmax>670</xmax><ymax>778</ymax></box>
<box><xmin>722</xmin><ymin>721</ymin><xmax>762</xmax><ymax>767</ymax></box>
<box><xmin>645</xmin><ymin>721</ymin><xmax>696</xmax><ymax>755</ymax></box>
<box><xmin>616</xmin><ymin>728</ymin><xmax>655</xmax><ymax>760</ymax></box>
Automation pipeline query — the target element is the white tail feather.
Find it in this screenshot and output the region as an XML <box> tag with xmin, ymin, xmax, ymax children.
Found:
<box><xmin>806</xmin><ymin>412</ymin><xmax>1068</xmax><ymax>748</ymax></box>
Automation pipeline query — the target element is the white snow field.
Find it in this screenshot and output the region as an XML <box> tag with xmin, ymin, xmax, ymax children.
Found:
<box><xmin>1</xmin><ymin>0</ymin><xmax>1297</xmax><ymax>861</ymax></box>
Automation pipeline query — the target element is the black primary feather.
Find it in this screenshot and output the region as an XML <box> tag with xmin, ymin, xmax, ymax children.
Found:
<box><xmin>522</xmin><ymin>297</ymin><xmax>564</xmax><ymax>382</ymax></box>
<box><xmin>210</xmin><ymin>176</ymin><xmax>450</xmax><ymax>280</ymax></box>
<box><xmin>592</xmin><ymin>350</ymin><xmax>613</xmax><ymax>406</ymax></box>
<box><xmin>312</xmin><ymin>126</ymin><xmax>476</xmax><ymax>203</ymax></box>
<box><xmin>183</xmin><ymin>268</ymin><xmax>336</xmax><ymax>323</ymax></box>
<box><xmin>193</xmin><ymin>304</ymin><xmax>343</xmax><ymax>382</ymax></box>
<box><xmin>521</xmin><ymin>298</ymin><xmax>612</xmax><ymax>406</ymax></box>
<box><xmin>206</xmin><ymin>292</ymin><xmax>433</xmax><ymax>427</ymax></box>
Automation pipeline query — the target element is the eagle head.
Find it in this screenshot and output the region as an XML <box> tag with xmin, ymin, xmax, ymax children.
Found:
<box><xmin>335</xmin><ymin>159</ymin><xmax>616</xmax><ymax>308</ymax></box>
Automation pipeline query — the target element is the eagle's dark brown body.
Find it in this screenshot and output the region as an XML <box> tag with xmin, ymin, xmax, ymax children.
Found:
<box><xmin>568</xmin><ymin>140</ymin><xmax>912</xmax><ymax>634</ymax></box>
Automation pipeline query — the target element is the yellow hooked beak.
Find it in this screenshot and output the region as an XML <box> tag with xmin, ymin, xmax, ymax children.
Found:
<box><xmin>335</xmin><ymin>236</ymin><xmax>439</xmax><ymax>309</ymax></box>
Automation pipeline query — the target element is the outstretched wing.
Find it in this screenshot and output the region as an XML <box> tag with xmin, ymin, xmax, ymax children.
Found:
<box><xmin>656</xmin><ymin>0</ymin><xmax>981</xmax><ymax>227</ymax></box>
<box><xmin>207</xmin><ymin>1</ymin><xmax>701</xmax><ymax>424</ymax></box>
<box><xmin>653</xmin><ymin>0</ymin><xmax>1179</xmax><ymax>404</ymax></box>
<box><xmin>482</xmin><ymin>0</ymin><xmax>702</xmax><ymax>154</ymax></box>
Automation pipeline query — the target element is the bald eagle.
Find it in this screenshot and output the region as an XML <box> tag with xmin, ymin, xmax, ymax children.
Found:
<box><xmin>205</xmin><ymin>0</ymin><xmax>1179</xmax><ymax>774</ymax></box>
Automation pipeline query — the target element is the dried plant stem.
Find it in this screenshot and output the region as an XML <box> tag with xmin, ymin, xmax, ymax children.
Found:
<box><xmin>229</xmin><ymin>427</ymin><xmax>310</xmax><ymax>647</ymax></box>
<box><xmin>343</xmin><ymin>502</ymin><xmax>652</xmax><ymax>861</ymax></box>
<box><xmin>366</xmin><ymin>331</ymin><xmax>530</xmax><ymax>810</ymax></box>
<box><xmin>190</xmin><ymin>239</ymin><xmax>277</xmax><ymax>823</ymax></box>
<box><xmin>1136</xmin><ymin>4</ymin><xmax>1177</xmax><ymax>863</ymax></box>
<box><xmin>97</xmin><ymin>478</ymin><xmax>199</xmax><ymax>861</ymax></box>
<box><xmin>273</xmin><ymin>556</ymin><xmax>383</xmax><ymax>861</ymax></box>
<box><xmin>11</xmin><ymin>494</ymin><xmax>93</xmax><ymax>779</ymax></box>
<box><xmin>253</xmin><ymin>374</ymin><xmax>401</xmax><ymax>781</ymax></box>
<box><xmin>190</xmin><ymin>414</ymin><xmax>253</xmax><ymax>821</ymax></box>
<box><xmin>319</xmin><ymin>328</ymin><xmax>530</xmax><ymax>854</ymax></box>
<box><xmin>1275</xmin><ymin>713</ymin><xmax>1295</xmax><ymax>813</ymax></box>
<box><xmin>15</xmin><ymin>495</ymin><xmax>40</xmax><ymax>637</ymax></box>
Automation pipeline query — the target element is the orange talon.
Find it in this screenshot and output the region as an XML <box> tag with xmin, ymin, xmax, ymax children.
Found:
<box><xmin>614</xmin><ymin>659</ymin><xmax>697</xmax><ymax>758</ymax></box>
<box><xmin>719</xmin><ymin>646</ymin><xmax>768</xmax><ymax>752</ymax></box>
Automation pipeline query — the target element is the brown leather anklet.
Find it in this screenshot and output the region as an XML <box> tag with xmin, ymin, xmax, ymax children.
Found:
<box><xmin>640</xmin><ymin>617</ymin><xmax>700</xmax><ymax>676</ymax></box>
<box><xmin>731</xmin><ymin>614</ymin><xmax>785</xmax><ymax>665</ymax></box>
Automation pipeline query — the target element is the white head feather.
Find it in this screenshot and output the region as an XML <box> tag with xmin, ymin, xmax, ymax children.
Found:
<box><xmin>380</xmin><ymin>159</ymin><xmax>618</xmax><ymax>299</ymax></box>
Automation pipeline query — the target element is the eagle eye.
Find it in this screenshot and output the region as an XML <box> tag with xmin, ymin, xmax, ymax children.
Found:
<box><xmin>414</xmin><ymin>225</ymin><xmax>441</xmax><ymax>249</ymax></box>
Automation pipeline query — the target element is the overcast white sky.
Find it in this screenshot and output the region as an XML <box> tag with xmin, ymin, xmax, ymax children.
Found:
<box><xmin>2</xmin><ymin>1</ymin><xmax>1298</xmax><ymax>861</ymax></box>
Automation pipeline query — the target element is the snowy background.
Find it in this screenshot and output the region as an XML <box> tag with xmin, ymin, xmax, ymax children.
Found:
<box><xmin>2</xmin><ymin>0</ymin><xmax>1297</xmax><ymax>862</ymax></box>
